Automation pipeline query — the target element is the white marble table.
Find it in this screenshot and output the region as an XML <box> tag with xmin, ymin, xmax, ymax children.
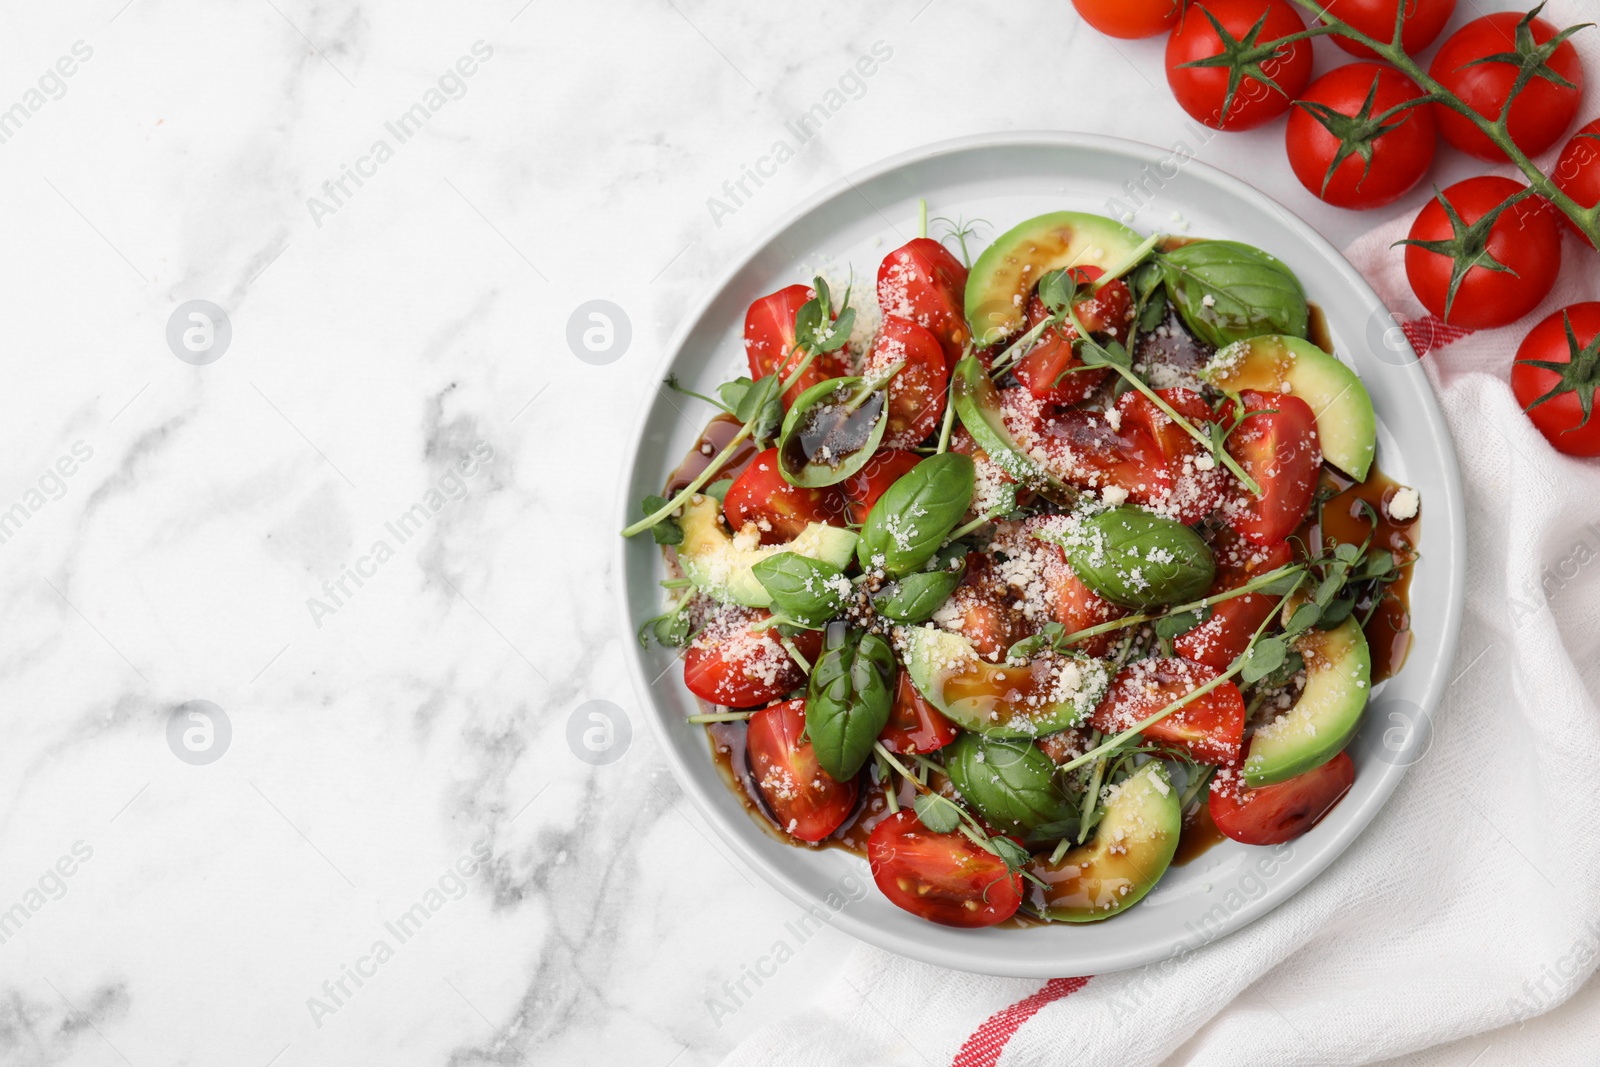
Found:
<box><xmin>0</xmin><ymin>1</ymin><xmax>1565</xmax><ymax>1065</ymax></box>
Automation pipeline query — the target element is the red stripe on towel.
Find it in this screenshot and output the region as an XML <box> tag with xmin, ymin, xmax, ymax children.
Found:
<box><xmin>950</xmin><ymin>976</ymin><xmax>1089</xmax><ymax>1067</ymax></box>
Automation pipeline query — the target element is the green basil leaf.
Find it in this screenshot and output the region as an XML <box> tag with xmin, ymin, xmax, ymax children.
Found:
<box><xmin>751</xmin><ymin>552</ymin><xmax>848</xmax><ymax>628</ymax></box>
<box><xmin>642</xmin><ymin>495</ymin><xmax>683</xmax><ymax>546</ymax></box>
<box><xmin>1239</xmin><ymin>636</ymin><xmax>1287</xmax><ymax>684</ymax></box>
<box><xmin>912</xmin><ymin>792</ymin><xmax>962</xmax><ymax>833</ymax></box>
<box><xmin>856</xmin><ymin>452</ymin><xmax>975</xmax><ymax>577</ymax></box>
<box><xmin>1154</xmin><ymin>604</ymin><xmax>1212</xmax><ymax>641</ymax></box>
<box><xmin>1158</xmin><ymin>240</ymin><xmax>1308</xmax><ymax>349</ymax></box>
<box><xmin>776</xmin><ymin>376</ymin><xmax>889</xmax><ymax>488</ymax></box>
<box><xmin>1044</xmin><ymin>507</ymin><xmax>1215</xmax><ymax>609</ymax></box>
<box><xmin>943</xmin><ymin>734</ymin><xmax>1078</xmax><ymax>844</ymax></box>
<box><xmin>873</xmin><ymin>569</ymin><xmax>962</xmax><ymax>623</ymax></box>
<box><xmin>805</xmin><ymin>626</ymin><xmax>895</xmax><ymax>781</ymax></box>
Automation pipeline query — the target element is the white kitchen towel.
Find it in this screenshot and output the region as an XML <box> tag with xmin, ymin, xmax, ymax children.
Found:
<box><xmin>721</xmin><ymin>10</ymin><xmax>1600</xmax><ymax>1065</ymax></box>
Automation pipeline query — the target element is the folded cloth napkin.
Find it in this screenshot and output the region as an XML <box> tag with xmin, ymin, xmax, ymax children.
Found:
<box><xmin>722</xmin><ymin>7</ymin><xmax>1600</xmax><ymax>1062</ymax></box>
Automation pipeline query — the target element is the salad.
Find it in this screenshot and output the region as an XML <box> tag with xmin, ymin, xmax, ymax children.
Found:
<box><xmin>624</xmin><ymin>208</ymin><xmax>1421</xmax><ymax>929</ymax></box>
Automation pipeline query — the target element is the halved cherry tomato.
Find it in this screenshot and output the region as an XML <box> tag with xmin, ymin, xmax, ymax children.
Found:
<box><xmin>1035</xmin><ymin>541</ymin><xmax>1126</xmax><ymax>657</ymax></box>
<box><xmin>747</xmin><ymin>698</ymin><xmax>859</xmax><ymax>842</ymax></box>
<box><xmin>1166</xmin><ymin>0</ymin><xmax>1314</xmax><ymax>131</ymax></box>
<box><xmin>841</xmin><ymin>448</ymin><xmax>922</xmax><ymax>524</ymax></box>
<box><xmin>1321</xmin><ymin>0</ymin><xmax>1456</xmax><ymax>59</ymax></box>
<box><xmin>942</xmin><ymin>554</ymin><xmax>1027</xmax><ymax>662</ymax></box>
<box><xmin>1115</xmin><ymin>386</ymin><xmax>1225</xmax><ymax>524</ymax></box>
<box><xmin>867</xmin><ymin>811</ymin><xmax>1023</xmax><ymax>927</ymax></box>
<box><xmin>684</xmin><ymin>607</ymin><xmax>820</xmax><ymax>708</ymax></box>
<box><xmin>879</xmin><ymin>672</ymin><xmax>960</xmax><ymax>755</ymax></box>
<box><xmin>1072</xmin><ymin>0</ymin><xmax>1182</xmax><ymax>38</ymax></box>
<box><xmin>1175</xmin><ymin>537</ymin><xmax>1294</xmax><ymax>669</ymax></box>
<box><xmin>877</xmin><ymin>238</ymin><xmax>970</xmax><ymax>367</ymax></box>
<box><xmin>865</xmin><ymin>317</ymin><xmax>948</xmax><ymax>448</ymax></box>
<box><xmin>1210</xmin><ymin>749</ymin><xmax>1354</xmax><ymax>845</ymax></box>
<box><xmin>1090</xmin><ymin>657</ymin><xmax>1246</xmax><ymax>765</ymax></box>
<box><xmin>1430</xmin><ymin>12</ymin><xmax>1583</xmax><ymax>162</ymax></box>
<box><xmin>1012</xmin><ymin>267</ymin><xmax>1130</xmax><ymax>404</ymax></box>
<box><xmin>1010</xmin><ymin>388</ymin><xmax>1173</xmax><ymax>506</ymax></box>
<box><xmin>1219</xmin><ymin>390</ymin><xmax>1321</xmax><ymax>546</ymax></box>
<box><xmin>949</xmin><ymin>427</ymin><xmax>1024</xmax><ymax>520</ymax></box>
<box><xmin>744</xmin><ymin>284</ymin><xmax>848</xmax><ymax>408</ymax></box>
<box><xmin>1552</xmin><ymin>119</ymin><xmax>1600</xmax><ymax>246</ymax></box>
<box><xmin>723</xmin><ymin>448</ymin><xmax>847</xmax><ymax>544</ymax></box>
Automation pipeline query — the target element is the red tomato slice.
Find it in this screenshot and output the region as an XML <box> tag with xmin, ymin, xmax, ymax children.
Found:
<box><xmin>1115</xmin><ymin>386</ymin><xmax>1225</xmax><ymax>523</ymax></box>
<box><xmin>840</xmin><ymin>448</ymin><xmax>922</xmax><ymax>524</ymax></box>
<box><xmin>877</xmin><ymin>238</ymin><xmax>970</xmax><ymax>367</ymax></box>
<box><xmin>1220</xmin><ymin>390</ymin><xmax>1321</xmax><ymax>546</ymax></box>
<box><xmin>1175</xmin><ymin>538</ymin><xmax>1294</xmax><ymax>670</ymax></box>
<box><xmin>941</xmin><ymin>554</ymin><xmax>1029</xmax><ymax>662</ymax></box>
<box><xmin>744</xmin><ymin>284</ymin><xmax>848</xmax><ymax>408</ymax></box>
<box><xmin>747</xmin><ymin>698</ymin><xmax>859</xmax><ymax>842</ymax></box>
<box><xmin>879</xmin><ymin>672</ymin><xmax>960</xmax><ymax>755</ymax></box>
<box><xmin>1210</xmin><ymin>750</ymin><xmax>1354</xmax><ymax>845</ymax></box>
<box><xmin>1026</xmin><ymin>535</ymin><xmax>1125</xmax><ymax>657</ymax></box>
<box><xmin>949</xmin><ymin>427</ymin><xmax>1025</xmax><ymax>519</ymax></box>
<box><xmin>1090</xmin><ymin>657</ymin><xmax>1246</xmax><ymax>766</ymax></box>
<box><xmin>722</xmin><ymin>448</ymin><xmax>847</xmax><ymax>545</ymax></box>
<box><xmin>684</xmin><ymin>607</ymin><xmax>818</xmax><ymax>708</ymax></box>
<box><xmin>865</xmin><ymin>317</ymin><xmax>948</xmax><ymax>448</ymax></box>
<box><xmin>1004</xmin><ymin>386</ymin><xmax>1173</xmax><ymax>506</ymax></box>
<box><xmin>867</xmin><ymin>811</ymin><xmax>1023</xmax><ymax>927</ymax></box>
<box><xmin>1011</xmin><ymin>268</ymin><xmax>1131</xmax><ymax>404</ymax></box>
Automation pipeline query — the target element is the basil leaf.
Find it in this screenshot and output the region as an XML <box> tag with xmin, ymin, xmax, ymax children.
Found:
<box><xmin>943</xmin><ymin>734</ymin><xmax>1078</xmax><ymax>844</ymax></box>
<box><xmin>805</xmin><ymin>626</ymin><xmax>895</xmax><ymax>781</ymax></box>
<box><xmin>1154</xmin><ymin>604</ymin><xmax>1212</xmax><ymax>641</ymax></box>
<box><xmin>641</xmin><ymin>495</ymin><xmax>683</xmax><ymax>546</ymax></box>
<box><xmin>1158</xmin><ymin>241</ymin><xmax>1308</xmax><ymax>349</ymax></box>
<box><xmin>751</xmin><ymin>552</ymin><xmax>848</xmax><ymax>628</ymax></box>
<box><xmin>912</xmin><ymin>792</ymin><xmax>962</xmax><ymax>833</ymax></box>
<box><xmin>873</xmin><ymin>569</ymin><xmax>962</xmax><ymax>623</ymax></box>
<box><xmin>1044</xmin><ymin>507</ymin><xmax>1215</xmax><ymax>609</ymax></box>
<box><xmin>856</xmin><ymin>453</ymin><xmax>975</xmax><ymax>577</ymax></box>
<box><xmin>1239</xmin><ymin>636</ymin><xmax>1287</xmax><ymax>684</ymax></box>
<box><xmin>776</xmin><ymin>376</ymin><xmax>889</xmax><ymax>488</ymax></box>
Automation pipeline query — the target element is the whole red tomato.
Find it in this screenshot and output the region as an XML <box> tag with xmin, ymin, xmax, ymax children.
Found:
<box><xmin>1552</xmin><ymin>118</ymin><xmax>1600</xmax><ymax>246</ymax></box>
<box><xmin>1165</xmin><ymin>0</ymin><xmax>1314</xmax><ymax>131</ymax></box>
<box><xmin>1072</xmin><ymin>0</ymin><xmax>1182</xmax><ymax>38</ymax></box>
<box><xmin>1511</xmin><ymin>303</ymin><xmax>1600</xmax><ymax>457</ymax></box>
<box><xmin>1321</xmin><ymin>0</ymin><xmax>1456</xmax><ymax>58</ymax></box>
<box><xmin>1429</xmin><ymin>12</ymin><xmax>1584</xmax><ymax>162</ymax></box>
<box><xmin>1402</xmin><ymin>176</ymin><xmax>1561</xmax><ymax>329</ymax></box>
<box><xmin>1286</xmin><ymin>63</ymin><xmax>1436</xmax><ymax>209</ymax></box>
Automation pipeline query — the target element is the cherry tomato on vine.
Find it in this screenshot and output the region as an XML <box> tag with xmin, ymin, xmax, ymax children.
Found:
<box><xmin>1165</xmin><ymin>0</ymin><xmax>1314</xmax><ymax>131</ymax></box>
<box><xmin>1219</xmin><ymin>390</ymin><xmax>1321</xmax><ymax>546</ymax></box>
<box><xmin>1071</xmin><ymin>0</ymin><xmax>1182</xmax><ymax>39</ymax></box>
<box><xmin>744</xmin><ymin>285</ymin><xmax>848</xmax><ymax>408</ymax></box>
<box><xmin>840</xmin><ymin>448</ymin><xmax>922</xmax><ymax>523</ymax></box>
<box><xmin>1089</xmin><ymin>657</ymin><xmax>1246</xmax><ymax>765</ymax></box>
<box><xmin>864</xmin><ymin>317</ymin><xmax>948</xmax><ymax>448</ymax></box>
<box><xmin>723</xmin><ymin>448</ymin><xmax>847</xmax><ymax>544</ymax></box>
<box><xmin>1428</xmin><ymin>11</ymin><xmax>1584</xmax><ymax>163</ymax></box>
<box><xmin>1012</xmin><ymin>266</ymin><xmax>1131</xmax><ymax>405</ymax></box>
<box><xmin>684</xmin><ymin>609</ymin><xmax>820</xmax><ymax>708</ymax></box>
<box><xmin>747</xmin><ymin>699</ymin><xmax>858</xmax><ymax>842</ymax></box>
<box><xmin>1552</xmin><ymin>118</ymin><xmax>1600</xmax><ymax>246</ymax></box>
<box><xmin>1402</xmin><ymin>176</ymin><xmax>1561</xmax><ymax>330</ymax></box>
<box><xmin>1511</xmin><ymin>302</ymin><xmax>1600</xmax><ymax>457</ymax></box>
<box><xmin>1211</xmin><ymin>750</ymin><xmax>1354</xmax><ymax>845</ymax></box>
<box><xmin>867</xmin><ymin>811</ymin><xmax>1023</xmax><ymax>927</ymax></box>
<box><xmin>1286</xmin><ymin>63</ymin><xmax>1436</xmax><ymax>210</ymax></box>
<box><xmin>1321</xmin><ymin>0</ymin><xmax>1456</xmax><ymax>59</ymax></box>
<box><xmin>877</xmin><ymin>238</ymin><xmax>970</xmax><ymax>367</ymax></box>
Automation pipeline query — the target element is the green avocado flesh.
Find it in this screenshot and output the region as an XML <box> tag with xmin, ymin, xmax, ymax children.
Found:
<box><xmin>1202</xmin><ymin>334</ymin><xmax>1377</xmax><ymax>481</ymax></box>
<box><xmin>1244</xmin><ymin>615</ymin><xmax>1371</xmax><ymax>787</ymax></box>
<box><xmin>950</xmin><ymin>356</ymin><xmax>1070</xmax><ymax>496</ymax></box>
<box><xmin>676</xmin><ymin>495</ymin><xmax>857</xmax><ymax>608</ymax></box>
<box><xmin>901</xmin><ymin>627</ymin><xmax>1108</xmax><ymax>738</ymax></box>
<box><xmin>965</xmin><ymin>211</ymin><xmax>1148</xmax><ymax>346</ymax></box>
<box><xmin>1025</xmin><ymin>761</ymin><xmax>1181</xmax><ymax>922</ymax></box>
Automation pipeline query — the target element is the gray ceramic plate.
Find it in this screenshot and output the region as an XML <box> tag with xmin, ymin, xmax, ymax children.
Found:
<box><xmin>616</xmin><ymin>132</ymin><xmax>1465</xmax><ymax>977</ymax></box>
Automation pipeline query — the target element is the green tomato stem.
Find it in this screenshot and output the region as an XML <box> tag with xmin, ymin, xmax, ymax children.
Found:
<box><xmin>779</xmin><ymin>634</ymin><xmax>813</xmax><ymax>673</ymax></box>
<box><xmin>688</xmin><ymin>711</ymin><xmax>757</xmax><ymax>723</ymax></box>
<box><xmin>918</xmin><ymin>198</ymin><xmax>928</xmax><ymax>240</ymax></box>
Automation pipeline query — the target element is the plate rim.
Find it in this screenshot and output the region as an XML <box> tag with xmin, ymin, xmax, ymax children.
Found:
<box><xmin>613</xmin><ymin>130</ymin><xmax>1467</xmax><ymax>977</ymax></box>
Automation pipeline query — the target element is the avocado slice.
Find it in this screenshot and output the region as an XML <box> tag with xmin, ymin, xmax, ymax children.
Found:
<box><xmin>676</xmin><ymin>495</ymin><xmax>857</xmax><ymax>608</ymax></box>
<box><xmin>1244</xmin><ymin>615</ymin><xmax>1371</xmax><ymax>787</ymax></box>
<box><xmin>1025</xmin><ymin>761</ymin><xmax>1181</xmax><ymax>922</ymax></box>
<box><xmin>1201</xmin><ymin>335</ymin><xmax>1377</xmax><ymax>481</ymax></box>
<box><xmin>901</xmin><ymin>627</ymin><xmax>1108</xmax><ymax>738</ymax></box>
<box><xmin>965</xmin><ymin>211</ymin><xmax>1149</xmax><ymax>346</ymax></box>
<box><xmin>950</xmin><ymin>356</ymin><xmax>1072</xmax><ymax>496</ymax></box>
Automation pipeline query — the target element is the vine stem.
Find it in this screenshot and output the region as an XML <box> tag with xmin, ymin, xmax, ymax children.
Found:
<box><xmin>1284</xmin><ymin>1</ymin><xmax>1600</xmax><ymax>244</ymax></box>
<box><xmin>688</xmin><ymin>711</ymin><xmax>756</xmax><ymax>723</ymax></box>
